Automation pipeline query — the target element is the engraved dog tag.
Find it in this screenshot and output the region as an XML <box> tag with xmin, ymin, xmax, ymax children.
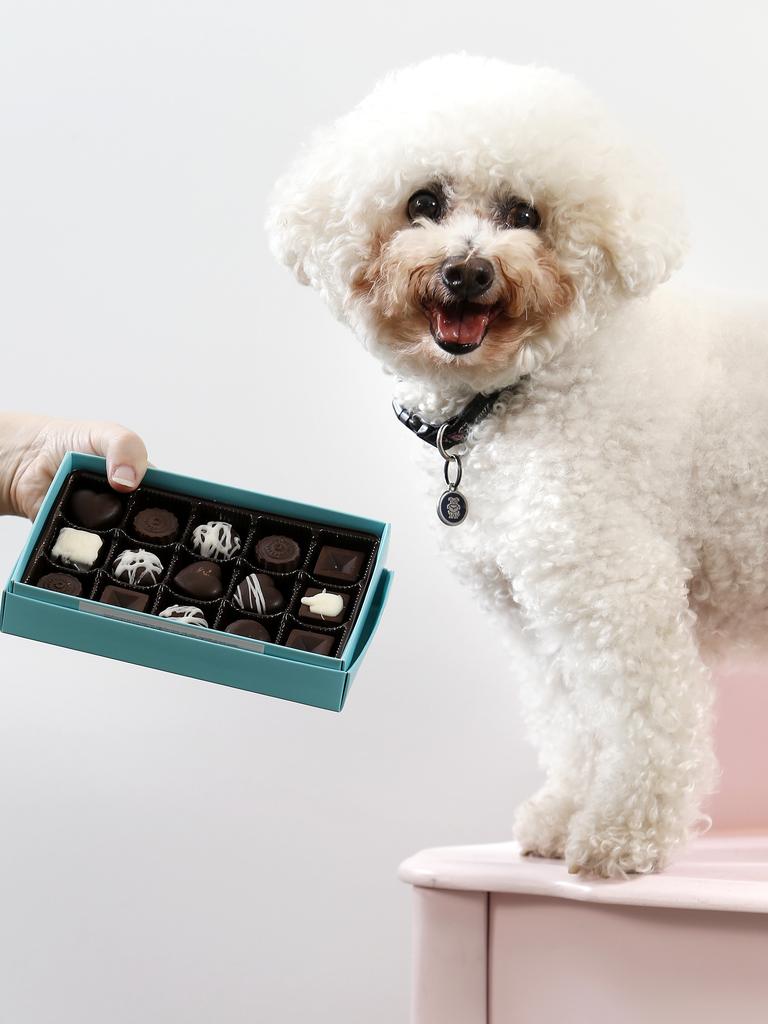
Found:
<box><xmin>436</xmin><ymin>423</ymin><xmax>469</xmax><ymax>526</ymax></box>
<box><xmin>437</xmin><ymin>488</ymin><xmax>468</xmax><ymax>526</ymax></box>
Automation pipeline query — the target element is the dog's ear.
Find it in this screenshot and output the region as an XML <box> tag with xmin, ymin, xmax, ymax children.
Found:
<box><xmin>265</xmin><ymin>153</ymin><xmax>325</xmax><ymax>288</ymax></box>
<box><xmin>600</xmin><ymin>178</ymin><xmax>687</xmax><ymax>298</ymax></box>
<box><xmin>266</xmin><ymin>128</ymin><xmax>366</xmax><ymax>309</ymax></box>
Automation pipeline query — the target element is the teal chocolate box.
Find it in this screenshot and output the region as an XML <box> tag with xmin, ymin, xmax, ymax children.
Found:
<box><xmin>0</xmin><ymin>453</ymin><xmax>393</xmax><ymax>712</ymax></box>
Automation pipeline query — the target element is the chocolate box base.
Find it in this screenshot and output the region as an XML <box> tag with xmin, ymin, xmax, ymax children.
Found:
<box><xmin>1</xmin><ymin>453</ymin><xmax>393</xmax><ymax>712</ymax></box>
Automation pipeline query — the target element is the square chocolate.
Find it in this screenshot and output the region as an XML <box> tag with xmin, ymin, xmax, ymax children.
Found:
<box><xmin>285</xmin><ymin>629</ymin><xmax>335</xmax><ymax>656</ymax></box>
<box><xmin>100</xmin><ymin>585</ymin><xmax>150</xmax><ymax>612</ymax></box>
<box><xmin>51</xmin><ymin>526</ymin><xmax>103</xmax><ymax>571</ymax></box>
<box><xmin>298</xmin><ymin>587</ymin><xmax>350</xmax><ymax>625</ymax></box>
<box><xmin>313</xmin><ymin>545</ymin><xmax>365</xmax><ymax>583</ymax></box>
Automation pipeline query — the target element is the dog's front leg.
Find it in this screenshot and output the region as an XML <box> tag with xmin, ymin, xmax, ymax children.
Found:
<box><xmin>505</xmin><ymin>527</ymin><xmax>717</xmax><ymax>878</ymax></box>
<box><xmin>514</xmin><ymin>650</ymin><xmax>594</xmax><ymax>859</ymax></box>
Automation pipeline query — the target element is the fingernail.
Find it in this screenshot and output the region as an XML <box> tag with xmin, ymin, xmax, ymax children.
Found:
<box><xmin>111</xmin><ymin>465</ymin><xmax>137</xmax><ymax>487</ymax></box>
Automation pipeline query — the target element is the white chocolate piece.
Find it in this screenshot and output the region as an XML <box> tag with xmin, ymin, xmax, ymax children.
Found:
<box><xmin>158</xmin><ymin>605</ymin><xmax>207</xmax><ymax>627</ymax></box>
<box><xmin>51</xmin><ymin>527</ymin><xmax>103</xmax><ymax>570</ymax></box>
<box><xmin>301</xmin><ymin>589</ymin><xmax>344</xmax><ymax>619</ymax></box>
<box><xmin>191</xmin><ymin>521</ymin><xmax>241</xmax><ymax>561</ymax></box>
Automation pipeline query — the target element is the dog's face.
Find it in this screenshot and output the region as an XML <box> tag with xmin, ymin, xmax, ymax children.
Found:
<box><xmin>356</xmin><ymin>176</ymin><xmax>575</xmax><ymax>385</ymax></box>
<box><xmin>268</xmin><ymin>56</ymin><xmax>685</xmax><ymax>393</ymax></box>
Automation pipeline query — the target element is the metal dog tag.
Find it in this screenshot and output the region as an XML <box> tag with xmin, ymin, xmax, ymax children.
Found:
<box><xmin>437</xmin><ymin>487</ymin><xmax>468</xmax><ymax>525</ymax></box>
<box><xmin>436</xmin><ymin>423</ymin><xmax>468</xmax><ymax>526</ymax></box>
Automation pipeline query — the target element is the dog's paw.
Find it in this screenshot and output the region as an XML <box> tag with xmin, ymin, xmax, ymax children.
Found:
<box><xmin>514</xmin><ymin>787</ymin><xmax>579</xmax><ymax>860</ymax></box>
<box><xmin>564</xmin><ymin>809</ymin><xmax>683</xmax><ymax>878</ymax></box>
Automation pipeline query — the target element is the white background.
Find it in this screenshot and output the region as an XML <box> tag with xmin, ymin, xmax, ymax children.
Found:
<box><xmin>1</xmin><ymin>2</ymin><xmax>766</xmax><ymax>1021</ymax></box>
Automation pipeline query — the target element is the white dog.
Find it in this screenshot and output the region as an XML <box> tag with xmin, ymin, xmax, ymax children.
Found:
<box><xmin>267</xmin><ymin>54</ymin><xmax>768</xmax><ymax>878</ymax></box>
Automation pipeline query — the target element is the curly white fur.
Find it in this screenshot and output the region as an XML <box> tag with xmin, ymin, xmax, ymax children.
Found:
<box><xmin>267</xmin><ymin>54</ymin><xmax>768</xmax><ymax>878</ymax></box>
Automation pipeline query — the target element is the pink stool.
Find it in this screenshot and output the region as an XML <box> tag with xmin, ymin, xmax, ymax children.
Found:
<box><xmin>400</xmin><ymin>665</ymin><xmax>768</xmax><ymax>1023</ymax></box>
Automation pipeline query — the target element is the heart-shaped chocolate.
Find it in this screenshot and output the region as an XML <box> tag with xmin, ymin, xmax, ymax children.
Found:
<box><xmin>68</xmin><ymin>488</ymin><xmax>123</xmax><ymax>530</ymax></box>
<box><xmin>232</xmin><ymin>572</ymin><xmax>284</xmax><ymax>614</ymax></box>
<box><xmin>173</xmin><ymin>560</ymin><xmax>224</xmax><ymax>600</ymax></box>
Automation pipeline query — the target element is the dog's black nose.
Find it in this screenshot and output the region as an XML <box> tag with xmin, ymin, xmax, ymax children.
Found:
<box><xmin>441</xmin><ymin>257</ymin><xmax>495</xmax><ymax>300</ymax></box>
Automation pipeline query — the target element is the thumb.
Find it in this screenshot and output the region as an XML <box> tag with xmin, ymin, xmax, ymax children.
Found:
<box><xmin>88</xmin><ymin>422</ymin><xmax>149</xmax><ymax>492</ymax></box>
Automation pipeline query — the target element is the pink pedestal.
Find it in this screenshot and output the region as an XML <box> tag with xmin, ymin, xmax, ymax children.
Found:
<box><xmin>704</xmin><ymin>663</ymin><xmax>768</xmax><ymax>831</ymax></box>
<box><xmin>400</xmin><ymin>666</ymin><xmax>768</xmax><ymax>1023</ymax></box>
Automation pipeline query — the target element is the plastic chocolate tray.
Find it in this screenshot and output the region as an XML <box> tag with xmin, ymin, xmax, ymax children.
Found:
<box><xmin>22</xmin><ymin>470</ymin><xmax>380</xmax><ymax>660</ymax></box>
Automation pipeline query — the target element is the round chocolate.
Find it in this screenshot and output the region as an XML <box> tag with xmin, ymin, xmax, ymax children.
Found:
<box><xmin>112</xmin><ymin>549</ymin><xmax>164</xmax><ymax>586</ymax></box>
<box><xmin>38</xmin><ymin>571</ymin><xmax>83</xmax><ymax>596</ymax></box>
<box><xmin>225</xmin><ymin>618</ymin><xmax>270</xmax><ymax>641</ymax></box>
<box><xmin>69</xmin><ymin>488</ymin><xmax>123</xmax><ymax>530</ymax></box>
<box><xmin>133</xmin><ymin>507</ymin><xmax>179</xmax><ymax>544</ymax></box>
<box><xmin>254</xmin><ymin>535</ymin><xmax>301</xmax><ymax>572</ymax></box>
<box><xmin>191</xmin><ymin>521</ymin><xmax>241</xmax><ymax>561</ymax></box>
<box><xmin>232</xmin><ymin>572</ymin><xmax>284</xmax><ymax>614</ymax></box>
<box><xmin>173</xmin><ymin>560</ymin><xmax>224</xmax><ymax>600</ymax></box>
<box><xmin>158</xmin><ymin>605</ymin><xmax>208</xmax><ymax>627</ymax></box>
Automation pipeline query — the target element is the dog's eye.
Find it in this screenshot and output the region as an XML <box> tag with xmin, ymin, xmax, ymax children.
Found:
<box><xmin>512</xmin><ymin>204</ymin><xmax>540</xmax><ymax>229</ymax></box>
<box><xmin>500</xmin><ymin>200</ymin><xmax>541</xmax><ymax>230</ymax></box>
<box><xmin>407</xmin><ymin>190</ymin><xmax>443</xmax><ymax>223</ymax></box>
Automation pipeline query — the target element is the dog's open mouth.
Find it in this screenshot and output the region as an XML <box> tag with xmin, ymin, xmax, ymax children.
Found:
<box><xmin>425</xmin><ymin>301</ymin><xmax>503</xmax><ymax>355</ymax></box>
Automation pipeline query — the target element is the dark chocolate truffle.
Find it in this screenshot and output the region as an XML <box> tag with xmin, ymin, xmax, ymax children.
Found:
<box><xmin>254</xmin><ymin>534</ymin><xmax>301</xmax><ymax>572</ymax></box>
<box><xmin>69</xmin><ymin>488</ymin><xmax>123</xmax><ymax>530</ymax></box>
<box><xmin>191</xmin><ymin>521</ymin><xmax>241</xmax><ymax>561</ymax></box>
<box><xmin>232</xmin><ymin>572</ymin><xmax>284</xmax><ymax>614</ymax></box>
<box><xmin>159</xmin><ymin>605</ymin><xmax>208</xmax><ymax>627</ymax></box>
<box><xmin>225</xmin><ymin>619</ymin><xmax>270</xmax><ymax>641</ymax></box>
<box><xmin>299</xmin><ymin>587</ymin><xmax>349</xmax><ymax>624</ymax></box>
<box><xmin>173</xmin><ymin>561</ymin><xmax>224</xmax><ymax>600</ymax></box>
<box><xmin>112</xmin><ymin>549</ymin><xmax>164</xmax><ymax>586</ymax></box>
<box><xmin>285</xmin><ymin>629</ymin><xmax>334</xmax><ymax>656</ymax></box>
<box><xmin>100</xmin><ymin>585</ymin><xmax>149</xmax><ymax>612</ymax></box>
<box><xmin>133</xmin><ymin>507</ymin><xmax>179</xmax><ymax>544</ymax></box>
<box><xmin>38</xmin><ymin>571</ymin><xmax>83</xmax><ymax>596</ymax></box>
<box><xmin>313</xmin><ymin>545</ymin><xmax>365</xmax><ymax>583</ymax></box>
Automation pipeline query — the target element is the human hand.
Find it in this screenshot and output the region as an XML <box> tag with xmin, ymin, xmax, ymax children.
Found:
<box><xmin>0</xmin><ymin>413</ymin><xmax>148</xmax><ymax>520</ymax></box>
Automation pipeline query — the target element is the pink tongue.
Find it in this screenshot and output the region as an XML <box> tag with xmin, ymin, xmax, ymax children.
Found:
<box><xmin>436</xmin><ymin>307</ymin><xmax>490</xmax><ymax>346</ymax></box>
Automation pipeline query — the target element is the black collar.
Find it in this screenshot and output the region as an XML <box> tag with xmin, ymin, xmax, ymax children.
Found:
<box><xmin>392</xmin><ymin>380</ymin><xmax>524</xmax><ymax>451</ymax></box>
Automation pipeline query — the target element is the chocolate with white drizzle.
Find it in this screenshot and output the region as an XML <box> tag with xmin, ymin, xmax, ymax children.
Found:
<box><xmin>159</xmin><ymin>605</ymin><xmax>208</xmax><ymax>627</ymax></box>
<box><xmin>233</xmin><ymin>572</ymin><xmax>284</xmax><ymax>614</ymax></box>
<box><xmin>191</xmin><ymin>521</ymin><xmax>241</xmax><ymax>561</ymax></box>
<box><xmin>112</xmin><ymin>548</ymin><xmax>164</xmax><ymax>586</ymax></box>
